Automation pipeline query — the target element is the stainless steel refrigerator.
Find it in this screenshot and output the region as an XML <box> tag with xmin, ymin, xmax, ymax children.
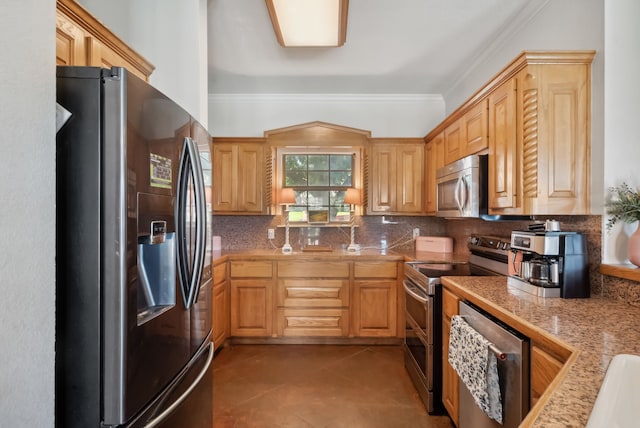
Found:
<box><xmin>56</xmin><ymin>66</ymin><xmax>213</xmax><ymax>427</ymax></box>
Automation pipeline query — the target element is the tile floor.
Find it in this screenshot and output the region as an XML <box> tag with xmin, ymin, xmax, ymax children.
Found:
<box><xmin>213</xmin><ymin>344</ymin><xmax>454</xmax><ymax>428</ymax></box>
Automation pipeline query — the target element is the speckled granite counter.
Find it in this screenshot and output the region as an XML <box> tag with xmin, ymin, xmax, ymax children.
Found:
<box><xmin>441</xmin><ymin>276</ymin><xmax>640</xmax><ymax>427</ymax></box>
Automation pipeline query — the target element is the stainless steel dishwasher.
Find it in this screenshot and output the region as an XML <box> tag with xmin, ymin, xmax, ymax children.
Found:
<box><xmin>458</xmin><ymin>301</ymin><xmax>529</xmax><ymax>428</ymax></box>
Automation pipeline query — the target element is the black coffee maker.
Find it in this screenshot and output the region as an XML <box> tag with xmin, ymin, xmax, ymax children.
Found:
<box><xmin>509</xmin><ymin>229</ymin><xmax>589</xmax><ymax>298</ymax></box>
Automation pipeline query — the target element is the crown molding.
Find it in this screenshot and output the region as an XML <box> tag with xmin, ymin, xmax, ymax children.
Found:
<box><xmin>208</xmin><ymin>93</ymin><xmax>443</xmax><ymax>104</ymax></box>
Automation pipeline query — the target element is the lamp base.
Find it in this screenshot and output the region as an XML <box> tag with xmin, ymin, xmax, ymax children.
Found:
<box><xmin>282</xmin><ymin>244</ymin><xmax>293</xmax><ymax>254</ymax></box>
<box><xmin>346</xmin><ymin>243</ymin><xmax>360</xmax><ymax>252</ymax></box>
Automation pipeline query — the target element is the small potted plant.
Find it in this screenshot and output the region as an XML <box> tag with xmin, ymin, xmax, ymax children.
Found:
<box><xmin>605</xmin><ymin>182</ymin><xmax>640</xmax><ymax>266</ymax></box>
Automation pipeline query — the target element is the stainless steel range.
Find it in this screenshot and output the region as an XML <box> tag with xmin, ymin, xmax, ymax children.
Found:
<box><xmin>403</xmin><ymin>234</ymin><xmax>511</xmax><ymax>413</ymax></box>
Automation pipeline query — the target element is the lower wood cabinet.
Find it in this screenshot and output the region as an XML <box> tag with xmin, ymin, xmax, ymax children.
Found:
<box><xmin>441</xmin><ymin>287</ymin><xmax>460</xmax><ymax>426</ymax></box>
<box><xmin>212</xmin><ymin>262</ymin><xmax>229</xmax><ymax>349</ymax></box>
<box><xmin>229</xmin><ymin>261</ymin><xmax>274</xmax><ymax>337</ymax></box>
<box><xmin>226</xmin><ymin>257</ymin><xmax>402</xmax><ymax>340</ymax></box>
<box><xmin>276</xmin><ymin>260</ymin><xmax>350</xmax><ymax>337</ymax></box>
<box><xmin>530</xmin><ymin>344</ymin><xmax>565</xmax><ymax>407</ymax></box>
<box><xmin>442</xmin><ymin>284</ymin><xmax>571</xmax><ymax>426</ymax></box>
<box><xmin>352</xmin><ymin>261</ymin><xmax>399</xmax><ymax>337</ymax></box>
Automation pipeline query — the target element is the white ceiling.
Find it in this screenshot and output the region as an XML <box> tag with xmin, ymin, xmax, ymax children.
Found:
<box><xmin>207</xmin><ymin>0</ymin><xmax>546</xmax><ymax>95</ymax></box>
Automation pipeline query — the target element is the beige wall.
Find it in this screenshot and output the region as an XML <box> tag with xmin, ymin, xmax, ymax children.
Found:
<box><xmin>0</xmin><ymin>2</ymin><xmax>56</xmax><ymax>426</ymax></box>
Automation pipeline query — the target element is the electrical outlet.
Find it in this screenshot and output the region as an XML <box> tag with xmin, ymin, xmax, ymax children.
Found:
<box><xmin>413</xmin><ymin>228</ymin><xmax>420</xmax><ymax>239</ymax></box>
<box><xmin>268</xmin><ymin>229</ymin><xmax>275</xmax><ymax>239</ymax></box>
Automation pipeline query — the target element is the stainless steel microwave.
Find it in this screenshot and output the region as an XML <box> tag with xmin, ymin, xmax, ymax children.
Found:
<box><xmin>436</xmin><ymin>154</ymin><xmax>488</xmax><ymax>218</ymax></box>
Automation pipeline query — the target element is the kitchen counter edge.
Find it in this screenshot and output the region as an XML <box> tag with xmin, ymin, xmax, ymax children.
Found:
<box><xmin>441</xmin><ymin>275</ymin><xmax>640</xmax><ymax>428</ymax></box>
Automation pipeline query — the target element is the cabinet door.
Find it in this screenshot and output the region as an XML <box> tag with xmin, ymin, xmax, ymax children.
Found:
<box><xmin>56</xmin><ymin>11</ymin><xmax>86</xmax><ymax>66</ymax></box>
<box><xmin>463</xmin><ymin>99</ymin><xmax>488</xmax><ymax>156</ymax></box>
<box><xmin>85</xmin><ymin>37</ymin><xmax>149</xmax><ymax>81</ymax></box>
<box><xmin>230</xmin><ymin>279</ymin><xmax>272</xmax><ymax>336</ymax></box>
<box><xmin>523</xmin><ymin>64</ymin><xmax>591</xmax><ymax>214</ymax></box>
<box><xmin>212</xmin><ymin>262</ymin><xmax>228</xmax><ymax>348</ymax></box>
<box><xmin>396</xmin><ymin>144</ymin><xmax>424</xmax><ymax>213</ymax></box>
<box><xmin>425</xmin><ymin>133</ymin><xmax>444</xmax><ymax>215</ymax></box>
<box><xmin>530</xmin><ymin>344</ymin><xmax>564</xmax><ymax>407</ymax></box>
<box><xmin>444</xmin><ymin>119</ymin><xmax>463</xmax><ymax>165</ymax></box>
<box><xmin>488</xmin><ymin>77</ymin><xmax>519</xmax><ymax>210</ymax></box>
<box><xmin>370</xmin><ymin>144</ymin><xmax>396</xmax><ymax>213</ymax></box>
<box><xmin>236</xmin><ymin>144</ymin><xmax>264</xmax><ymax>213</ymax></box>
<box><xmin>442</xmin><ymin>287</ymin><xmax>460</xmax><ymax>425</ymax></box>
<box><xmin>352</xmin><ymin>280</ymin><xmax>397</xmax><ymax>337</ymax></box>
<box><xmin>212</xmin><ymin>279</ymin><xmax>228</xmax><ymax>348</ymax></box>
<box><xmin>212</xmin><ymin>142</ymin><xmax>265</xmax><ymax>214</ymax></box>
<box><xmin>212</xmin><ymin>144</ymin><xmax>237</xmax><ymax>212</ymax></box>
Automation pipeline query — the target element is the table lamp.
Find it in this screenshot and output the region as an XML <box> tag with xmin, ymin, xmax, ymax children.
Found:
<box><xmin>280</xmin><ymin>188</ymin><xmax>296</xmax><ymax>253</ymax></box>
<box><xmin>344</xmin><ymin>188</ymin><xmax>361</xmax><ymax>252</ymax></box>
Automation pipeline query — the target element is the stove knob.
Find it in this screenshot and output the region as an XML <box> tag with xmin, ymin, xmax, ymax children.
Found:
<box><xmin>468</xmin><ymin>236</ymin><xmax>479</xmax><ymax>245</ymax></box>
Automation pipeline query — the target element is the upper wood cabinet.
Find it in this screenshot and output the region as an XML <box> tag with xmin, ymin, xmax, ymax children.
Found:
<box><xmin>443</xmin><ymin>100</ymin><xmax>489</xmax><ymax>165</ymax></box>
<box><xmin>425</xmin><ymin>51</ymin><xmax>595</xmax><ymax>216</ymax></box>
<box><xmin>212</xmin><ymin>138</ymin><xmax>268</xmax><ymax>214</ymax></box>
<box><xmin>368</xmin><ymin>139</ymin><xmax>424</xmax><ymax>215</ymax></box>
<box><xmin>56</xmin><ymin>0</ymin><xmax>154</xmax><ymax>81</ymax></box>
<box><xmin>425</xmin><ymin>132</ymin><xmax>445</xmax><ymax>215</ymax></box>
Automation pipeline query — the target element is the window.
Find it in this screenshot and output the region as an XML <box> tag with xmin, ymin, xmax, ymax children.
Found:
<box><xmin>280</xmin><ymin>150</ymin><xmax>359</xmax><ymax>224</ymax></box>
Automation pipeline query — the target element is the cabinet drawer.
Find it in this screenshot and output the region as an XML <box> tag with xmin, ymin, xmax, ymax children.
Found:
<box><xmin>277</xmin><ymin>279</ymin><xmax>349</xmax><ymax>307</ymax></box>
<box><xmin>277</xmin><ymin>308</ymin><xmax>349</xmax><ymax>337</ymax></box>
<box><xmin>442</xmin><ymin>287</ymin><xmax>459</xmax><ymax>318</ymax></box>
<box><xmin>213</xmin><ymin>262</ymin><xmax>227</xmax><ymax>284</ymax></box>
<box><xmin>354</xmin><ymin>261</ymin><xmax>397</xmax><ymax>278</ymax></box>
<box><xmin>277</xmin><ymin>261</ymin><xmax>349</xmax><ymax>278</ymax></box>
<box><xmin>230</xmin><ymin>261</ymin><xmax>273</xmax><ymax>278</ymax></box>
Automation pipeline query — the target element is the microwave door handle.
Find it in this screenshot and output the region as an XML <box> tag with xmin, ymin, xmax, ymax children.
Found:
<box><xmin>458</xmin><ymin>175</ymin><xmax>468</xmax><ymax>212</ymax></box>
<box><xmin>454</xmin><ymin>177</ymin><xmax>464</xmax><ymax>214</ymax></box>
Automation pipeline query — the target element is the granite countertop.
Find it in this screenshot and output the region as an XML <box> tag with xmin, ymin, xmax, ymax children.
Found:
<box><xmin>441</xmin><ymin>276</ymin><xmax>640</xmax><ymax>427</ymax></box>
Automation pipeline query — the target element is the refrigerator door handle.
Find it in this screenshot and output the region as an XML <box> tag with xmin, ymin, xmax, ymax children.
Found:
<box><xmin>176</xmin><ymin>137</ymin><xmax>207</xmax><ymax>308</ymax></box>
<box><xmin>143</xmin><ymin>342</ymin><xmax>214</xmax><ymax>428</ymax></box>
<box><xmin>187</xmin><ymin>137</ymin><xmax>207</xmax><ymax>306</ymax></box>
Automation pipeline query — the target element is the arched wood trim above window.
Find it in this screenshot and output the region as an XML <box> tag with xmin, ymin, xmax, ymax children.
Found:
<box><xmin>265</xmin><ymin>122</ymin><xmax>371</xmax><ymax>219</ymax></box>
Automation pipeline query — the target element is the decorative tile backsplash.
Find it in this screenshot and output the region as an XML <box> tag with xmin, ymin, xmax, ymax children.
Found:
<box><xmin>211</xmin><ymin>213</ymin><xmax>638</xmax><ymax>304</ymax></box>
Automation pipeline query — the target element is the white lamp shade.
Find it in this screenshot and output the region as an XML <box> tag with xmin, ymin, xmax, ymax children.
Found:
<box><xmin>344</xmin><ymin>188</ymin><xmax>361</xmax><ymax>205</ymax></box>
<box><xmin>280</xmin><ymin>188</ymin><xmax>296</xmax><ymax>205</ymax></box>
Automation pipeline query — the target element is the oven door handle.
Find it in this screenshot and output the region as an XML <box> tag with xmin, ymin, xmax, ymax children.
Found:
<box><xmin>403</xmin><ymin>280</ymin><xmax>429</xmax><ymax>304</ymax></box>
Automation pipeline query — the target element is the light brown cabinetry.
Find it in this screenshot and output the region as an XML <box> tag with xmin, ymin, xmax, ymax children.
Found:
<box><xmin>369</xmin><ymin>139</ymin><xmax>424</xmax><ymax>215</ymax></box>
<box><xmin>352</xmin><ymin>261</ymin><xmax>398</xmax><ymax>337</ymax></box>
<box><xmin>212</xmin><ymin>139</ymin><xmax>267</xmax><ymax>214</ymax></box>
<box><xmin>530</xmin><ymin>344</ymin><xmax>565</xmax><ymax>408</ymax></box>
<box><xmin>488</xmin><ymin>54</ymin><xmax>594</xmax><ymax>215</ymax></box>
<box><xmin>443</xmin><ymin>100</ymin><xmax>489</xmax><ymax>165</ymax></box>
<box><xmin>425</xmin><ymin>51</ymin><xmax>595</xmax><ymax>216</ymax></box>
<box><xmin>276</xmin><ymin>261</ymin><xmax>350</xmax><ymax>337</ymax></box>
<box><xmin>424</xmin><ymin>132</ymin><xmax>445</xmax><ymax>215</ymax></box>
<box><xmin>488</xmin><ymin>77</ymin><xmax>518</xmax><ymax>210</ymax></box>
<box><xmin>441</xmin><ymin>287</ymin><xmax>460</xmax><ymax>426</ymax></box>
<box><xmin>56</xmin><ymin>0</ymin><xmax>154</xmax><ymax>81</ymax></box>
<box><xmin>212</xmin><ymin>262</ymin><xmax>229</xmax><ymax>349</ymax></box>
<box><xmin>229</xmin><ymin>261</ymin><xmax>274</xmax><ymax>336</ymax></box>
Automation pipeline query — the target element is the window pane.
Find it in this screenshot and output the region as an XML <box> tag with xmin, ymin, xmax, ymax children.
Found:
<box><xmin>286</xmin><ymin>171</ymin><xmax>307</xmax><ymax>186</ymax></box>
<box><xmin>330</xmin><ymin>171</ymin><xmax>351</xmax><ymax>186</ymax></box>
<box><xmin>308</xmin><ymin>155</ymin><xmax>329</xmax><ymax>170</ymax></box>
<box><xmin>330</xmin><ymin>155</ymin><xmax>352</xmax><ymax>170</ymax></box>
<box><xmin>285</xmin><ymin>155</ymin><xmax>307</xmax><ymax>171</ymax></box>
<box><xmin>332</xmin><ymin>206</ymin><xmax>351</xmax><ymax>222</ymax></box>
<box><xmin>308</xmin><ymin>171</ymin><xmax>329</xmax><ymax>186</ymax></box>
<box><xmin>288</xmin><ymin>206</ymin><xmax>307</xmax><ymax>222</ymax></box>
<box><xmin>307</xmin><ymin>190</ymin><xmax>329</xmax><ymax>207</ymax></box>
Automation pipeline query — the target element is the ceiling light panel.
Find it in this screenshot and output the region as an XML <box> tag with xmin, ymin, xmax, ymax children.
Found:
<box><xmin>266</xmin><ymin>0</ymin><xmax>348</xmax><ymax>47</ymax></box>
